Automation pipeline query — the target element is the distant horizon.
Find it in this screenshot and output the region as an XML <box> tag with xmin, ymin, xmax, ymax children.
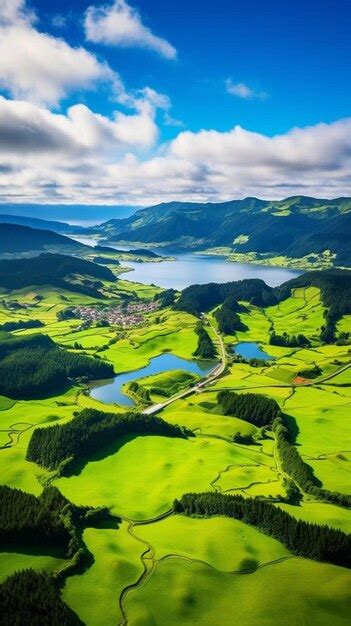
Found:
<box><xmin>0</xmin><ymin>193</ymin><xmax>350</xmax><ymax>225</ymax></box>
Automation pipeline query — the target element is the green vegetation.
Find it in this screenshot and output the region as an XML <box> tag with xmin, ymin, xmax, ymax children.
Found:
<box><xmin>27</xmin><ymin>408</ymin><xmax>191</xmax><ymax>472</ymax></box>
<box><xmin>0</xmin><ymin>253</ymin><xmax>116</xmax><ymax>297</ymax></box>
<box><xmin>214</xmin><ymin>296</ymin><xmax>247</xmax><ymax>334</ymax></box>
<box><xmin>0</xmin><ymin>265</ymin><xmax>350</xmax><ymax>624</ymax></box>
<box><xmin>0</xmin><ymin>318</ymin><xmax>44</xmax><ymax>331</ymax></box>
<box><xmin>174</xmin><ymin>492</ymin><xmax>351</xmax><ymax>567</ymax></box>
<box><xmin>0</xmin><ymin>333</ymin><xmax>114</xmax><ymax>399</ymax></box>
<box><xmin>193</xmin><ymin>322</ymin><xmax>216</xmax><ymax>358</ymax></box>
<box><xmin>83</xmin><ymin>195</ymin><xmax>351</xmax><ymax>267</ymax></box>
<box><xmin>217</xmin><ymin>390</ymin><xmax>281</xmax><ymax>427</ymax></box>
<box><xmin>175</xmin><ymin>279</ymin><xmax>276</xmax><ymax>315</ymax></box>
<box><xmin>0</xmin><ymin>570</ymin><xmax>82</xmax><ymax>626</ymax></box>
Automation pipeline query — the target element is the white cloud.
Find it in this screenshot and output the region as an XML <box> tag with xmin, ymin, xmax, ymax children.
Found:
<box><xmin>0</xmin><ymin>0</ymin><xmax>122</xmax><ymax>106</ymax></box>
<box><xmin>226</xmin><ymin>79</ymin><xmax>268</xmax><ymax>100</ymax></box>
<box><xmin>0</xmin><ymin>102</ymin><xmax>350</xmax><ymax>205</ymax></box>
<box><xmin>85</xmin><ymin>0</ymin><xmax>176</xmax><ymax>59</ymax></box>
<box><xmin>0</xmin><ymin>0</ymin><xmax>32</xmax><ymax>26</ymax></box>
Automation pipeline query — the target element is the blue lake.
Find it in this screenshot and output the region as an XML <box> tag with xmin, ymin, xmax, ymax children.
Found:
<box><xmin>71</xmin><ymin>237</ymin><xmax>301</xmax><ymax>290</ymax></box>
<box><xmin>233</xmin><ymin>342</ymin><xmax>275</xmax><ymax>361</ymax></box>
<box><xmin>121</xmin><ymin>252</ymin><xmax>301</xmax><ymax>290</ymax></box>
<box><xmin>90</xmin><ymin>353</ymin><xmax>217</xmax><ymax>406</ymax></box>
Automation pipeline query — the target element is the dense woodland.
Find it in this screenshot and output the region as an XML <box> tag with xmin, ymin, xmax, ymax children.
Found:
<box><xmin>214</xmin><ymin>296</ymin><xmax>248</xmax><ymax>335</ymax></box>
<box><xmin>0</xmin><ymin>570</ymin><xmax>83</xmax><ymax>626</ymax></box>
<box><xmin>193</xmin><ymin>322</ymin><xmax>216</xmax><ymax>359</ymax></box>
<box><xmin>174</xmin><ymin>492</ymin><xmax>351</xmax><ymax>568</ymax></box>
<box><xmin>174</xmin><ymin>279</ymin><xmax>276</xmax><ymax>315</ymax></box>
<box><xmin>0</xmin><ymin>253</ymin><xmax>116</xmax><ymax>298</ymax></box>
<box><xmin>27</xmin><ymin>408</ymin><xmax>191</xmax><ymax>472</ymax></box>
<box><xmin>0</xmin><ymin>486</ymin><xmax>79</xmax><ymax>556</ymax></box>
<box><xmin>0</xmin><ymin>332</ymin><xmax>114</xmax><ymax>399</ymax></box>
<box><xmin>217</xmin><ymin>390</ymin><xmax>281</xmax><ymax>427</ymax></box>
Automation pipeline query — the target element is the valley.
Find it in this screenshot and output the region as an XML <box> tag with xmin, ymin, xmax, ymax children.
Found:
<box><xmin>0</xmin><ymin>251</ymin><xmax>350</xmax><ymax>625</ymax></box>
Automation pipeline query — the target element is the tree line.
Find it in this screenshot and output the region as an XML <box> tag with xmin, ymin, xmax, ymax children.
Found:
<box><xmin>273</xmin><ymin>415</ymin><xmax>351</xmax><ymax>507</ymax></box>
<box><xmin>214</xmin><ymin>296</ymin><xmax>247</xmax><ymax>335</ymax></box>
<box><xmin>0</xmin><ymin>319</ymin><xmax>44</xmax><ymax>332</ymax></box>
<box><xmin>269</xmin><ymin>331</ymin><xmax>310</xmax><ymax>348</ymax></box>
<box><xmin>173</xmin><ymin>492</ymin><xmax>351</xmax><ymax>568</ymax></box>
<box><xmin>27</xmin><ymin>408</ymin><xmax>192</xmax><ymax>473</ymax></box>
<box><xmin>0</xmin><ymin>332</ymin><xmax>114</xmax><ymax>399</ymax></box>
<box><xmin>217</xmin><ymin>390</ymin><xmax>281</xmax><ymax>427</ymax></box>
<box><xmin>193</xmin><ymin>322</ymin><xmax>216</xmax><ymax>359</ymax></box>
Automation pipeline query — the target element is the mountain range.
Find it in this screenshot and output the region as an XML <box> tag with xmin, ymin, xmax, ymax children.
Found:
<box><xmin>86</xmin><ymin>196</ymin><xmax>351</xmax><ymax>266</ymax></box>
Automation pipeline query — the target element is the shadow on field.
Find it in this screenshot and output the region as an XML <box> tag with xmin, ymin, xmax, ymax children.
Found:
<box><xmin>66</xmin><ymin>433</ymin><xmax>147</xmax><ymax>477</ymax></box>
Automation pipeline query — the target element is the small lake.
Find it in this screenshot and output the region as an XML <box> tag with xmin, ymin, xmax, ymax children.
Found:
<box><xmin>233</xmin><ymin>342</ymin><xmax>275</xmax><ymax>361</ymax></box>
<box><xmin>90</xmin><ymin>353</ymin><xmax>217</xmax><ymax>406</ymax></box>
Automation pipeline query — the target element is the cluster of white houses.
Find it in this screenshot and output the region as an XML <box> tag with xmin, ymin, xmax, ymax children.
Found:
<box><xmin>73</xmin><ymin>301</ymin><xmax>160</xmax><ymax>327</ymax></box>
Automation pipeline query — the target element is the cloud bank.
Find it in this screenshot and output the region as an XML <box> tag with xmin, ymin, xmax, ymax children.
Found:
<box><xmin>0</xmin><ymin>0</ymin><xmax>349</xmax><ymax>206</ymax></box>
<box><xmin>0</xmin><ymin>99</ymin><xmax>350</xmax><ymax>204</ymax></box>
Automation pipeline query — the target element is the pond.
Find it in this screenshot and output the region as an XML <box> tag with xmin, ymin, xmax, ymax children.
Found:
<box><xmin>233</xmin><ymin>342</ymin><xmax>275</xmax><ymax>361</ymax></box>
<box><xmin>90</xmin><ymin>353</ymin><xmax>217</xmax><ymax>406</ymax></box>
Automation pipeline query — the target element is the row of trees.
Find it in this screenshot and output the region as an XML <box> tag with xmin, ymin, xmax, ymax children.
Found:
<box><xmin>273</xmin><ymin>415</ymin><xmax>351</xmax><ymax>507</ymax></box>
<box><xmin>193</xmin><ymin>322</ymin><xmax>216</xmax><ymax>359</ymax></box>
<box><xmin>0</xmin><ymin>319</ymin><xmax>44</xmax><ymax>332</ymax></box>
<box><xmin>0</xmin><ymin>570</ymin><xmax>83</xmax><ymax>626</ymax></box>
<box><xmin>269</xmin><ymin>331</ymin><xmax>310</xmax><ymax>348</ymax></box>
<box><xmin>214</xmin><ymin>296</ymin><xmax>247</xmax><ymax>335</ymax></box>
<box><xmin>217</xmin><ymin>390</ymin><xmax>281</xmax><ymax>427</ymax></box>
<box><xmin>174</xmin><ymin>492</ymin><xmax>351</xmax><ymax>568</ymax></box>
<box><xmin>27</xmin><ymin>408</ymin><xmax>191</xmax><ymax>472</ymax></box>
<box><xmin>0</xmin><ymin>332</ymin><xmax>114</xmax><ymax>399</ymax></box>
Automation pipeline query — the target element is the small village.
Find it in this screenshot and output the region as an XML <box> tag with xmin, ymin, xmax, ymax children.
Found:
<box><xmin>72</xmin><ymin>300</ymin><xmax>160</xmax><ymax>327</ymax></box>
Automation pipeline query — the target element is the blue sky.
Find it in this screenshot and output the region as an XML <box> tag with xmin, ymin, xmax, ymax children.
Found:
<box><xmin>32</xmin><ymin>0</ymin><xmax>351</xmax><ymax>137</ymax></box>
<box><xmin>0</xmin><ymin>0</ymin><xmax>350</xmax><ymax>213</ymax></box>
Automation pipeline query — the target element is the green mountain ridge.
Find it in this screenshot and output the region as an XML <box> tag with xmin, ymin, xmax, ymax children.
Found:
<box><xmin>88</xmin><ymin>196</ymin><xmax>351</xmax><ymax>266</ymax></box>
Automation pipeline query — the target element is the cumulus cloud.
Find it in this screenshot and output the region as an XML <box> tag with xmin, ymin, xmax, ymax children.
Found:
<box><xmin>0</xmin><ymin>95</ymin><xmax>161</xmax><ymax>157</ymax></box>
<box><xmin>84</xmin><ymin>0</ymin><xmax>176</xmax><ymax>59</ymax></box>
<box><xmin>226</xmin><ymin>79</ymin><xmax>268</xmax><ymax>100</ymax></box>
<box><xmin>0</xmin><ymin>101</ymin><xmax>350</xmax><ymax>205</ymax></box>
<box><xmin>0</xmin><ymin>0</ymin><xmax>121</xmax><ymax>106</ymax></box>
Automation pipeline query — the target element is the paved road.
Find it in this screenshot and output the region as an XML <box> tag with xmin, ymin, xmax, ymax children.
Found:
<box><xmin>143</xmin><ymin>325</ymin><xmax>350</xmax><ymax>416</ymax></box>
<box><xmin>143</xmin><ymin>321</ymin><xmax>226</xmax><ymax>416</ymax></box>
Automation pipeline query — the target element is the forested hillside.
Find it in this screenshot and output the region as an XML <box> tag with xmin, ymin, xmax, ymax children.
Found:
<box><xmin>0</xmin><ymin>253</ymin><xmax>116</xmax><ymax>297</ymax></box>
<box><xmin>0</xmin><ymin>333</ymin><xmax>114</xmax><ymax>398</ymax></box>
<box><xmin>85</xmin><ymin>196</ymin><xmax>351</xmax><ymax>266</ymax></box>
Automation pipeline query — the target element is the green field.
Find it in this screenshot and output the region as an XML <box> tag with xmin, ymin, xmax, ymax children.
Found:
<box><xmin>1</xmin><ymin>277</ymin><xmax>350</xmax><ymax>625</ymax></box>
